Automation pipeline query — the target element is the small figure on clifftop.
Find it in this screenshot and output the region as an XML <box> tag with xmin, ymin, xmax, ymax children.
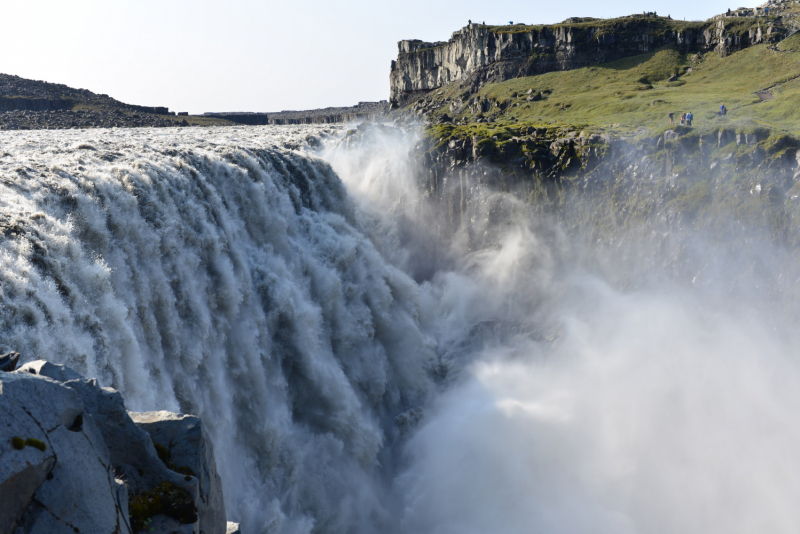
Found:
<box><xmin>687</xmin><ymin>111</ymin><xmax>693</xmax><ymax>126</ymax></box>
<box><xmin>721</xmin><ymin>103</ymin><xmax>727</xmax><ymax>116</ymax></box>
<box><xmin>668</xmin><ymin>111</ymin><xmax>674</xmax><ymax>125</ymax></box>
<box><xmin>680</xmin><ymin>113</ymin><xmax>686</xmax><ymax>126</ymax></box>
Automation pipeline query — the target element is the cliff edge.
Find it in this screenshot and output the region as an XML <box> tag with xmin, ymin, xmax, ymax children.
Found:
<box><xmin>390</xmin><ymin>13</ymin><xmax>787</xmax><ymax>106</ymax></box>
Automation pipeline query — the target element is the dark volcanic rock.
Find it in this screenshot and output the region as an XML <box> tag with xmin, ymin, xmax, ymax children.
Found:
<box><xmin>0</xmin><ymin>73</ymin><xmax>187</xmax><ymax>131</ymax></box>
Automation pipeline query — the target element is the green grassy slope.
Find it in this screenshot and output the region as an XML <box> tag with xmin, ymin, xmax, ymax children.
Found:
<box><xmin>427</xmin><ymin>32</ymin><xmax>800</xmax><ymax>139</ymax></box>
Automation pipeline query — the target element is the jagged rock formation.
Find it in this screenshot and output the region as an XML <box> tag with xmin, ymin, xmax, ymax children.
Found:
<box><xmin>0</xmin><ymin>359</ymin><xmax>230</xmax><ymax>534</ymax></box>
<box><xmin>204</xmin><ymin>101</ymin><xmax>390</xmax><ymax>125</ymax></box>
<box><xmin>390</xmin><ymin>16</ymin><xmax>785</xmax><ymax>106</ymax></box>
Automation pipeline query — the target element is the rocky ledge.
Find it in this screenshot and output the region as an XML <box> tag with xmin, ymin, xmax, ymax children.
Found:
<box><xmin>0</xmin><ymin>354</ymin><xmax>239</xmax><ymax>534</ymax></box>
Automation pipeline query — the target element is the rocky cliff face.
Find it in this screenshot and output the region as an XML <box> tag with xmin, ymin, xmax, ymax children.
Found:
<box><xmin>397</xmin><ymin>122</ymin><xmax>800</xmax><ymax>284</ymax></box>
<box><xmin>0</xmin><ymin>357</ymin><xmax>236</xmax><ymax>534</ymax></box>
<box><xmin>390</xmin><ymin>16</ymin><xmax>782</xmax><ymax>105</ymax></box>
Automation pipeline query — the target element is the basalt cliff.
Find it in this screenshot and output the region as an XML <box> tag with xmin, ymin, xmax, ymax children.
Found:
<box><xmin>390</xmin><ymin>14</ymin><xmax>786</xmax><ymax>106</ymax></box>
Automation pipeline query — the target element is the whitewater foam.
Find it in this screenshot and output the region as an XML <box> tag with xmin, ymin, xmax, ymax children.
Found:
<box><xmin>3</xmin><ymin>124</ymin><xmax>800</xmax><ymax>534</ymax></box>
<box><xmin>0</xmin><ymin>125</ymin><xmax>432</xmax><ymax>533</ymax></box>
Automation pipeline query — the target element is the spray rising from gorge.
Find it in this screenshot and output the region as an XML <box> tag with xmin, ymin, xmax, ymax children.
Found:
<box><xmin>2</xmin><ymin>123</ymin><xmax>800</xmax><ymax>534</ymax></box>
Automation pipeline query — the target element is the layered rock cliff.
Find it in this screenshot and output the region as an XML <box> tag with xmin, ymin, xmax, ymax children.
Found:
<box><xmin>390</xmin><ymin>15</ymin><xmax>784</xmax><ymax>105</ymax></box>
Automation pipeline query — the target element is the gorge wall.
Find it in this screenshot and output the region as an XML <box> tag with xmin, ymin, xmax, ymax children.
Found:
<box><xmin>204</xmin><ymin>102</ymin><xmax>390</xmax><ymax>126</ymax></box>
<box><xmin>390</xmin><ymin>16</ymin><xmax>784</xmax><ymax>105</ymax></box>
<box><xmin>415</xmin><ymin>123</ymin><xmax>800</xmax><ymax>301</ymax></box>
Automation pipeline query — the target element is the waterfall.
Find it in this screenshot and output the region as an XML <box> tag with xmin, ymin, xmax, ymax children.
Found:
<box><xmin>3</xmin><ymin>124</ymin><xmax>800</xmax><ymax>534</ymax></box>
<box><xmin>0</xmin><ymin>126</ymin><xmax>432</xmax><ymax>533</ymax></box>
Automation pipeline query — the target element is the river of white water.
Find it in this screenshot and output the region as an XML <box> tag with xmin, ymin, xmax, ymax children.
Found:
<box><xmin>2</xmin><ymin>125</ymin><xmax>800</xmax><ymax>534</ymax></box>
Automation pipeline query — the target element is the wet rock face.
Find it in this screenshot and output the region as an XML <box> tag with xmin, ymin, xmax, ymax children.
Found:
<box><xmin>1</xmin><ymin>360</ymin><xmax>230</xmax><ymax>534</ymax></box>
<box><xmin>390</xmin><ymin>17</ymin><xmax>781</xmax><ymax>105</ymax></box>
<box><xmin>417</xmin><ymin>124</ymin><xmax>800</xmax><ymax>253</ymax></box>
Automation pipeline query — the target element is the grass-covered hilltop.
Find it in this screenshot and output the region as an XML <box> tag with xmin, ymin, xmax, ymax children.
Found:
<box><xmin>381</xmin><ymin>1</ymin><xmax>800</xmax><ymax>269</ymax></box>
<box><xmin>397</xmin><ymin>2</ymin><xmax>800</xmax><ymax>137</ymax></box>
<box><xmin>428</xmin><ymin>33</ymin><xmax>800</xmax><ymax>137</ymax></box>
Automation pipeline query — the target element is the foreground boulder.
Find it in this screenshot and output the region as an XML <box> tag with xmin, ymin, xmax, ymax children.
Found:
<box><xmin>2</xmin><ymin>360</ymin><xmax>231</xmax><ymax>534</ymax></box>
<box><xmin>0</xmin><ymin>370</ymin><xmax>129</xmax><ymax>534</ymax></box>
<box><xmin>0</xmin><ymin>374</ymin><xmax>58</xmax><ymax>534</ymax></box>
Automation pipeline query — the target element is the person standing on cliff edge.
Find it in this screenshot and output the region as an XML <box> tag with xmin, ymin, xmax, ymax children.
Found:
<box><xmin>668</xmin><ymin>111</ymin><xmax>674</xmax><ymax>125</ymax></box>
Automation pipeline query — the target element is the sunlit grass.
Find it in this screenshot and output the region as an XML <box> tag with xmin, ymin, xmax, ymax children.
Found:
<box><xmin>431</xmin><ymin>33</ymin><xmax>800</xmax><ymax>138</ymax></box>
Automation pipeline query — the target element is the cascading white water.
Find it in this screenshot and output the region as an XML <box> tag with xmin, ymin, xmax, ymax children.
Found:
<box><xmin>0</xmin><ymin>126</ymin><xmax>433</xmax><ymax>533</ymax></box>
<box><xmin>328</xmin><ymin>126</ymin><xmax>800</xmax><ymax>534</ymax></box>
<box><xmin>3</xmin><ymin>124</ymin><xmax>800</xmax><ymax>534</ymax></box>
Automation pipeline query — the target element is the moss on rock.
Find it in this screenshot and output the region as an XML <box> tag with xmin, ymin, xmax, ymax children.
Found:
<box><xmin>129</xmin><ymin>481</ymin><xmax>197</xmax><ymax>533</ymax></box>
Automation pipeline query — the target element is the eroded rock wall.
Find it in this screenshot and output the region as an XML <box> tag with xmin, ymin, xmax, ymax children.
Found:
<box><xmin>390</xmin><ymin>18</ymin><xmax>779</xmax><ymax>105</ymax></box>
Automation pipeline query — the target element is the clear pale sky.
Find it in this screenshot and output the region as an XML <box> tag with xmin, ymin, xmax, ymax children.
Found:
<box><xmin>0</xmin><ymin>0</ymin><xmax>757</xmax><ymax>114</ymax></box>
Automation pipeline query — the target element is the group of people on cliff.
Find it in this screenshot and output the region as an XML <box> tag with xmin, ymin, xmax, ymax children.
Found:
<box><xmin>668</xmin><ymin>111</ymin><xmax>693</xmax><ymax>127</ymax></box>
<box><xmin>667</xmin><ymin>104</ymin><xmax>726</xmax><ymax>127</ymax></box>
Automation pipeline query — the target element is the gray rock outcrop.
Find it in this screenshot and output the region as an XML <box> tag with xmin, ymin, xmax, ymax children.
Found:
<box><xmin>130</xmin><ymin>411</ymin><xmax>226</xmax><ymax>534</ymax></box>
<box><xmin>0</xmin><ymin>370</ymin><xmax>129</xmax><ymax>534</ymax></box>
<box><xmin>1</xmin><ymin>360</ymin><xmax>231</xmax><ymax>534</ymax></box>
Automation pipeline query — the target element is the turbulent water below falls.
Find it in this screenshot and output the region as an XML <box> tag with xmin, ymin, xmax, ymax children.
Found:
<box><xmin>2</xmin><ymin>125</ymin><xmax>800</xmax><ymax>534</ymax></box>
